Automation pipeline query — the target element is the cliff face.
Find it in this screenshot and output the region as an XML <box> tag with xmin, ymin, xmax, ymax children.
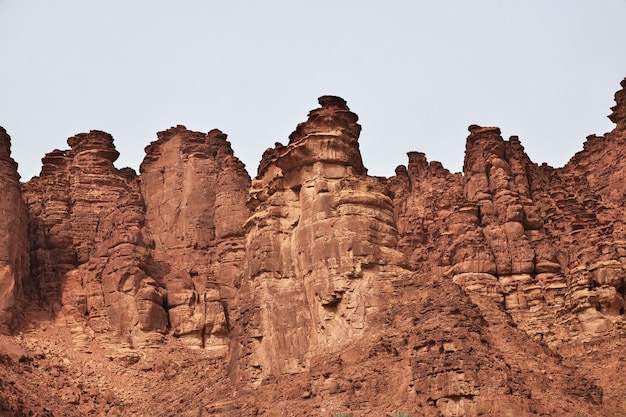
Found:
<box><xmin>23</xmin><ymin>131</ymin><xmax>164</xmax><ymax>354</ymax></box>
<box><xmin>1</xmin><ymin>78</ymin><xmax>626</xmax><ymax>416</ymax></box>
<box><xmin>236</xmin><ymin>96</ymin><xmax>406</xmax><ymax>383</ymax></box>
<box><xmin>139</xmin><ymin>126</ymin><xmax>250</xmax><ymax>352</ymax></box>
<box><xmin>390</xmin><ymin>126</ymin><xmax>564</xmax><ymax>343</ymax></box>
<box><xmin>0</xmin><ymin>128</ymin><xmax>29</xmax><ymax>333</ymax></box>
<box><xmin>21</xmin><ymin>127</ymin><xmax>251</xmax><ymax>356</ymax></box>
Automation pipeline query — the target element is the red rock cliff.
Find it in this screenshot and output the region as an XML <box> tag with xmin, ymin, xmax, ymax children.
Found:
<box><xmin>139</xmin><ymin>126</ymin><xmax>250</xmax><ymax>353</ymax></box>
<box><xmin>0</xmin><ymin>128</ymin><xmax>29</xmax><ymax>332</ymax></box>
<box><xmin>23</xmin><ymin>131</ymin><xmax>164</xmax><ymax>354</ymax></box>
<box><xmin>235</xmin><ymin>96</ymin><xmax>406</xmax><ymax>384</ymax></box>
<box><xmin>2</xmin><ymin>78</ymin><xmax>626</xmax><ymax>416</ymax></box>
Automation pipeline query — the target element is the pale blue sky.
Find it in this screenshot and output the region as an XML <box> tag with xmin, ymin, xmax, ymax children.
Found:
<box><xmin>1</xmin><ymin>1</ymin><xmax>625</xmax><ymax>181</ymax></box>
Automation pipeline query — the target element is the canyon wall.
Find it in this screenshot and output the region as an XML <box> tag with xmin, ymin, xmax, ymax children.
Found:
<box><xmin>388</xmin><ymin>79</ymin><xmax>626</xmax><ymax>352</ymax></box>
<box><xmin>22</xmin><ymin>131</ymin><xmax>166</xmax><ymax>353</ymax></box>
<box><xmin>0</xmin><ymin>77</ymin><xmax>625</xmax><ymax>416</ymax></box>
<box><xmin>235</xmin><ymin>96</ymin><xmax>406</xmax><ymax>383</ymax></box>
<box><xmin>139</xmin><ymin>126</ymin><xmax>250</xmax><ymax>352</ymax></box>
<box><xmin>0</xmin><ymin>128</ymin><xmax>29</xmax><ymax>332</ymax></box>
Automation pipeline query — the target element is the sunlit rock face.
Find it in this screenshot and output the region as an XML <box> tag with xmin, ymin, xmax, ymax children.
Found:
<box><xmin>22</xmin><ymin>131</ymin><xmax>165</xmax><ymax>351</ymax></box>
<box><xmin>22</xmin><ymin>127</ymin><xmax>251</xmax><ymax>353</ymax></box>
<box><xmin>236</xmin><ymin>96</ymin><xmax>407</xmax><ymax>382</ymax></box>
<box><xmin>5</xmin><ymin>78</ymin><xmax>626</xmax><ymax>417</ymax></box>
<box><xmin>227</xmin><ymin>95</ymin><xmax>607</xmax><ymax>415</ymax></box>
<box><xmin>139</xmin><ymin>126</ymin><xmax>250</xmax><ymax>353</ymax></box>
<box><xmin>0</xmin><ymin>128</ymin><xmax>29</xmax><ymax>333</ymax></box>
<box><xmin>389</xmin><ymin>78</ymin><xmax>626</xmax><ymax>352</ymax></box>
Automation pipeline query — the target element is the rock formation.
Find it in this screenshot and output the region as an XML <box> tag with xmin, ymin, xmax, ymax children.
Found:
<box><xmin>0</xmin><ymin>128</ymin><xmax>29</xmax><ymax>333</ymax></box>
<box><xmin>1</xmin><ymin>77</ymin><xmax>626</xmax><ymax>416</ymax></box>
<box><xmin>21</xmin><ymin>127</ymin><xmax>251</xmax><ymax>356</ymax></box>
<box><xmin>23</xmin><ymin>131</ymin><xmax>164</xmax><ymax>354</ymax></box>
<box><xmin>140</xmin><ymin>126</ymin><xmax>250</xmax><ymax>352</ymax></box>
<box><xmin>235</xmin><ymin>96</ymin><xmax>406</xmax><ymax>383</ymax></box>
<box><xmin>609</xmin><ymin>77</ymin><xmax>626</xmax><ymax>132</ymax></box>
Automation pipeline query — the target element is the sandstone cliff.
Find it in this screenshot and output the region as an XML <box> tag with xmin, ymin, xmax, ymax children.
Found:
<box><xmin>1</xmin><ymin>78</ymin><xmax>626</xmax><ymax>416</ymax></box>
<box><xmin>23</xmin><ymin>131</ymin><xmax>164</xmax><ymax>354</ymax></box>
<box><xmin>140</xmin><ymin>126</ymin><xmax>250</xmax><ymax>352</ymax></box>
<box><xmin>0</xmin><ymin>128</ymin><xmax>29</xmax><ymax>333</ymax></box>
<box><xmin>235</xmin><ymin>96</ymin><xmax>406</xmax><ymax>384</ymax></box>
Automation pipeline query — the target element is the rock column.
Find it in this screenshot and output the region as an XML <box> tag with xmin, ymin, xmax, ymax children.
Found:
<box><xmin>0</xmin><ymin>128</ymin><xmax>29</xmax><ymax>332</ymax></box>
<box><xmin>238</xmin><ymin>96</ymin><xmax>406</xmax><ymax>383</ymax></box>
<box><xmin>140</xmin><ymin>126</ymin><xmax>250</xmax><ymax>353</ymax></box>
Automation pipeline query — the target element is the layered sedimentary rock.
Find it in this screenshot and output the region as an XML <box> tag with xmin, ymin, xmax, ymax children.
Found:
<box><xmin>385</xmin><ymin>77</ymin><xmax>626</xmax><ymax>413</ymax></box>
<box><xmin>140</xmin><ymin>126</ymin><xmax>250</xmax><ymax>352</ymax></box>
<box><xmin>389</xmin><ymin>105</ymin><xmax>626</xmax><ymax>348</ymax></box>
<box><xmin>23</xmin><ymin>131</ymin><xmax>166</xmax><ymax>350</ymax></box>
<box><xmin>0</xmin><ymin>128</ymin><xmax>29</xmax><ymax>333</ymax></box>
<box><xmin>22</xmin><ymin>127</ymin><xmax>250</xmax><ymax>353</ymax></box>
<box><xmin>235</xmin><ymin>96</ymin><xmax>407</xmax><ymax>382</ymax></box>
<box><xmin>2</xmin><ymin>78</ymin><xmax>626</xmax><ymax>416</ymax></box>
<box><xmin>227</xmin><ymin>96</ymin><xmax>603</xmax><ymax>416</ymax></box>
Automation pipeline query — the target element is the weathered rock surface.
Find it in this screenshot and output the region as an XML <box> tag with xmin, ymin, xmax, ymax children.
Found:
<box><xmin>2</xmin><ymin>78</ymin><xmax>626</xmax><ymax>416</ymax></box>
<box><xmin>140</xmin><ymin>126</ymin><xmax>250</xmax><ymax>352</ymax></box>
<box><xmin>0</xmin><ymin>128</ymin><xmax>29</xmax><ymax>333</ymax></box>
<box><xmin>236</xmin><ymin>96</ymin><xmax>406</xmax><ymax>383</ymax></box>
<box><xmin>20</xmin><ymin>127</ymin><xmax>250</xmax><ymax>355</ymax></box>
<box><xmin>388</xmin><ymin>77</ymin><xmax>626</xmax><ymax>414</ymax></box>
<box><xmin>22</xmin><ymin>131</ymin><xmax>164</xmax><ymax>352</ymax></box>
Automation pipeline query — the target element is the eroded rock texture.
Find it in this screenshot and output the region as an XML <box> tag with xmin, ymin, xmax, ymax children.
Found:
<box><xmin>23</xmin><ymin>131</ymin><xmax>165</xmax><ymax>352</ymax></box>
<box><xmin>21</xmin><ymin>127</ymin><xmax>251</xmax><ymax>355</ymax></box>
<box><xmin>236</xmin><ymin>96</ymin><xmax>406</xmax><ymax>382</ymax></box>
<box><xmin>0</xmin><ymin>128</ymin><xmax>29</xmax><ymax>332</ymax></box>
<box><xmin>214</xmin><ymin>96</ymin><xmax>603</xmax><ymax>416</ymax></box>
<box><xmin>140</xmin><ymin>126</ymin><xmax>250</xmax><ymax>352</ymax></box>
<box><xmin>389</xmin><ymin>112</ymin><xmax>626</xmax><ymax>349</ymax></box>
<box><xmin>386</xmin><ymin>77</ymin><xmax>626</xmax><ymax>415</ymax></box>
<box><xmin>2</xmin><ymin>77</ymin><xmax>626</xmax><ymax>416</ymax></box>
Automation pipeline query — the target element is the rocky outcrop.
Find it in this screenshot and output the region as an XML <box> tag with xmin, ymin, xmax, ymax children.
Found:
<box><xmin>384</xmin><ymin>78</ymin><xmax>626</xmax><ymax>413</ymax></box>
<box><xmin>0</xmin><ymin>128</ymin><xmax>29</xmax><ymax>333</ymax></box>
<box><xmin>23</xmin><ymin>127</ymin><xmax>250</xmax><ymax>354</ymax></box>
<box><xmin>389</xmin><ymin>113</ymin><xmax>626</xmax><ymax>348</ymax></box>
<box><xmin>447</xmin><ymin>126</ymin><xmax>564</xmax><ymax>343</ymax></box>
<box><xmin>609</xmin><ymin>77</ymin><xmax>626</xmax><ymax>132</ymax></box>
<box><xmin>523</xmin><ymin>79</ymin><xmax>626</xmax><ymax>347</ymax></box>
<box><xmin>23</xmin><ymin>131</ymin><xmax>165</xmax><ymax>351</ymax></box>
<box><xmin>3</xmin><ymin>77</ymin><xmax>626</xmax><ymax>416</ymax></box>
<box><xmin>236</xmin><ymin>96</ymin><xmax>407</xmax><ymax>383</ymax></box>
<box><xmin>388</xmin><ymin>151</ymin><xmax>465</xmax><ymax>272</ymax></box>
<box><xmin>140</xmin><ymin>126</ymin><xmax>250</xmax><ymax>352</ymax></box>
<box><xmin>228</xmin><ymin>96</ymin><xmax>602</xmax><ymax>417</ymax></box>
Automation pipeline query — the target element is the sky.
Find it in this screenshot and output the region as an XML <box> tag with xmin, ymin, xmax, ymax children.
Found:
<box><xmin>1</xmin><ymin>1</ymin><xmax>625</xmax><ymax>181</ymax></box>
